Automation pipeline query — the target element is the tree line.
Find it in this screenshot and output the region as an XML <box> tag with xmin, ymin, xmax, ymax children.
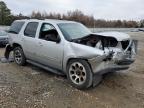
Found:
<box><xmin>0</xmin><ymin>1</ymin><xmax>144</xmax><ymax>28</ymax></box>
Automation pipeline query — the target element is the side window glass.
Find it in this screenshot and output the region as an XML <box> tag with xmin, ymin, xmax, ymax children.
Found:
<box><xmin>39</xmin><ymin>23</ymin><xmax>60</xmax><ymax>42</ymax></box>
<box><xmin>9</xmin><ymin>21</ymin><xmax>25</xmax><ymax>34</ymax></box>
<box><xmin>41</xmin><ymin>24</ymin><xmax>55</xmax><ymax>32</ymax></box>
<box><xmin>24</xmin><ymin>22</ymin><xmax>38</xmax><ymax>38</ymax></box>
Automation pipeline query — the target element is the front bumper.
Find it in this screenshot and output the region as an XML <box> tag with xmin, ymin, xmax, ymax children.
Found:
<box><xmin>88</xmin><ymin>57</ymin><xmax>132</xmax><ymax>75</ymax></box>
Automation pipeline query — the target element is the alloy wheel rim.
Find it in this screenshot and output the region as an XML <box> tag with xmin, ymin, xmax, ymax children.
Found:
<box><xmin>14</xmin><ymin>50</ymin><xmax>22</xmax><ymax>64</ymax></box>
<box><xmin>69</xmin><ymin>62</ymin><xmax>86</xmax><ymax>85</ymax></box>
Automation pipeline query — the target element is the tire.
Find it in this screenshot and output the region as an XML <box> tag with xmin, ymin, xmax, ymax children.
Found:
<box><xmin>13</xmin><ymin>47</ymin><xmax>26</xmax><ymax>66</ymax></box>
<box><xmin>67</xmin><ymin>59</ymin><xmax>93</xmax><ymax>89</ymax></box>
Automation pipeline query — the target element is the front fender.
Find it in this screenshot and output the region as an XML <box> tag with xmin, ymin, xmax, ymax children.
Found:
<box><xmin>62</xmin><ymin>42</ymin><xmax>105</xmax><ymax>73</ymax></box>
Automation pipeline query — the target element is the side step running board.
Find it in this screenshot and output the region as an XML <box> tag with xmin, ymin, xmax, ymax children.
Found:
<box><xmin>27</xmin><ymin>60</ymin><xmax>65</xmax><ymax>76</ymax></box>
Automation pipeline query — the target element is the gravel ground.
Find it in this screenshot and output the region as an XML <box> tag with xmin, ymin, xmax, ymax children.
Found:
<box><xmin>0</xmin><ymin>32</ymin><xmax>144</xmax><ymax>108</ymax></box>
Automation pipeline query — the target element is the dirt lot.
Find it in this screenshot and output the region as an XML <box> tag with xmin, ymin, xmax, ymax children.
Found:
<box><xmin>0</xmin><ymin>32</ymin><xmax>144</xmax><ymax>108</ymax></box>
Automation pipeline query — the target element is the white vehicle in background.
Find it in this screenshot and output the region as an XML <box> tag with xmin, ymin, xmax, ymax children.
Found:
<box><xmin>4</xmin><ymin>19</ymin><xmax>137</xmax><ymax>89</ymax></box>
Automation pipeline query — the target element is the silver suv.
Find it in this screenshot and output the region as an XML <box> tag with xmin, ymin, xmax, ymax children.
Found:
<box><xmin>5</xmin><ymin>19</ymin><xmax>137</xmax><ymax>89</ymax></box>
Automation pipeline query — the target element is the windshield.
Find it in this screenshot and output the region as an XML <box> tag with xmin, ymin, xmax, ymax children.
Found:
<box><xmin>58</xmin><ymin>23</ymin><xmax>91</xmax><ymax>41</ymax></box>
<box><xmin>0</xmin><ymin>30</ymin><xmax>7</xmax><ymax>36</ymax></box>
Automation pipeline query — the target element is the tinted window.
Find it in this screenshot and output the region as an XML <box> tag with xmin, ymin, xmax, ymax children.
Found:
<box><xmin>9</xmin><ymin>21</ymin><xmax>25</xmax><ymax>34</ymax></box>
<box><xmin>24</xmin><ymin>22</ymin><xmax>38</xmax><ymax>38</ymax></box>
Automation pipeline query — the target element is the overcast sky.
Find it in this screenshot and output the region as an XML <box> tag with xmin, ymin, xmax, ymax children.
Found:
<box><xmin>3</xmin><ymin>0</ymin><xmax>144</xmax><ymax>20</ymax></box>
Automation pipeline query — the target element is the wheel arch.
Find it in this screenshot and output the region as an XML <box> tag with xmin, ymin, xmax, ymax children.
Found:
<box><xmin>12</xmin><ymin>43</ymin><xmax>22</xmax><ymax>49</ymax></box>
<box><xmin>66</xmin><ymin>58</ymin><xmax>94</xmax><ymax>89</ymax></box>
<box><xmin>12</xmin><ymin>43</ymin><xmax>26</xmax><ymax>57</ymax></box>
<box><xmin>64</xmin><ymin>57</ymin><xmax>93</xmax><ymax>74</ymax></box>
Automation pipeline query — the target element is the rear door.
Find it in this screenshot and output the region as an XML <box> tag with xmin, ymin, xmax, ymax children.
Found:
<box><xmin>22</xmin><ymin>22</ymin><xmax>39</xmax><ymax>60</ymax></box>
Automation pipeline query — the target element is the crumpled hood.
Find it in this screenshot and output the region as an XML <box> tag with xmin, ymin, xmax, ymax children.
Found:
<box><xmin>94</xmin><ymin>32</ymin><xmax>130</xmax><ymax>41</ymax></box>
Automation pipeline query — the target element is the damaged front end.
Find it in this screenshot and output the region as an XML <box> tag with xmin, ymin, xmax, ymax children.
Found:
<box><xmin>71</xmin><ymin>33</ymin><xmax>138</xmax><ymax>74</ymax></box>
<box><xmin>113</xmin><ymin>39</ymin><xmax>138</xmax><ymax>65</ymax></box>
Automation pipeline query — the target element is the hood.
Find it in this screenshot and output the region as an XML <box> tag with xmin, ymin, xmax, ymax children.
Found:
<box><xmin>94</xmin><ymin>32</ymin><xmax>130</xmax><ymax>41</ymax></box>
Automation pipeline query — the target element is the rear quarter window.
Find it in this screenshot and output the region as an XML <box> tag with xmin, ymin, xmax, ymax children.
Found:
<box><xmin>9</xmin><ymin>21</ymin><xmax>25</xmax><ymax>34</ymax></box>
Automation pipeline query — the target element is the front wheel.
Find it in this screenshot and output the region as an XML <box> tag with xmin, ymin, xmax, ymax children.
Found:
<box><xmin>13</xmin><ymin>47</ymin><xmax>26</xmax><ymax>66</ymax></box>
<box><xmin>67</xmin><ymin>59</ymin><xmax>93</xmax><ymax>89</ymax></box>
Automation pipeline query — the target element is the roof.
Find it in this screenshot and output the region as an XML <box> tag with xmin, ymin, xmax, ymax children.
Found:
<box><xmin>94</xmin><ymin>31</ymin><xmax>130</xmax><ymax>41</ymax></box>
<box><xmin>15</xmin><ymin>19</ymin><xmax>76</xmax><ymax>24</ymax></box>
<box><xmin>44</xmin><ymin>19</ymin><xmax>76</xmax><ymax>23</ymax></box>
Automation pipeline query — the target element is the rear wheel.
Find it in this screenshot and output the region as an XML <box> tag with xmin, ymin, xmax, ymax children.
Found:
<box><xmin>13</xmin><ymin>47</ymin><xmax>26</xmax><ymax>66</ymax></box>
<box><xmin>67</xmin><ymin>59</ymin><xmax>93</xmax><ymax>89</ymax></box>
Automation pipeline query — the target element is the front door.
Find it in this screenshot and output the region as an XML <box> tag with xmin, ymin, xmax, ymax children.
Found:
<box><xmin>36</xmin><ymin>23</ymin><xmax>64</xmax><ymax>70</ymax></box>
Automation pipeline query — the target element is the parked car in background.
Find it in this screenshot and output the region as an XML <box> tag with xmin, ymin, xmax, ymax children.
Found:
<box><xmin>138</xmin><ymin>28</ymin><xmax>144</xmax><ymax>32</ymax></box>
<box><xmin>0</xmin><ymin>30</ymin><xmax>8</xmax><ymax>46</ymax></box>
<box><xmin>5</xmin><ymin>19</ymin><xmax>137</xmax><ymax>89</ymax></box>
